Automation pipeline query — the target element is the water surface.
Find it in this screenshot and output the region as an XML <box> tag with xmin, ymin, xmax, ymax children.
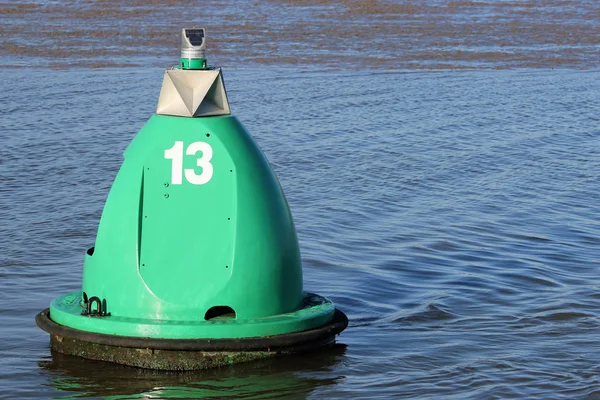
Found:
<box><xmin>1</xmin><ymin>1</ymin><xmax>600</xmax><ymax>399</ymax></box>
<box><xmin>2</xmin><ymin>0</ymin><xmax>599</xmax><ymax>69</ymax></box>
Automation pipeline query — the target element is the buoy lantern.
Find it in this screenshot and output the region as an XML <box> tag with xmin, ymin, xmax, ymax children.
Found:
<box><xmin>36</xmin><ymin>28</ymin><xmax>348</xmax><ymax>370</ymax></box>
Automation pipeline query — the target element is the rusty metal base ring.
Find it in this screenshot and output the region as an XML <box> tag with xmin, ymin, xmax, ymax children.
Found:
<box><xmin>36</xmin><ymin>308</ymin><xmax>348</xmax><ymax>371</ymax></box>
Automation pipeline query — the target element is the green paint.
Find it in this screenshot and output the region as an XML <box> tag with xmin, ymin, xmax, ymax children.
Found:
<box><xmin>50</xmin><ymin>292</ymin><xmax>334</xmax><ymax>339</ymax></box>
<box><xmin>180</xmin><ymin>58</ymin><xmax>207</xmax><ymax>69</ymax></box>
<box><xmin>49</xmin><ymin>114</ymin><xmax>335</xmax><ymax>339</ymax></box>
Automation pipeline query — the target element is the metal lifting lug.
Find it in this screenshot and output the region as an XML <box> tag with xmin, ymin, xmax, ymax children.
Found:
<box><xmin>81</xmin><ymin>296</ymin><xmax>111</xmax><ymax>317</ymax></box>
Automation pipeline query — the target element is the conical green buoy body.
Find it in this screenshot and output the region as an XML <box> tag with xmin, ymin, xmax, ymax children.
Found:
<box><xmin>37</xmin><ymin>28</ymin><xmax>347</xmax><ymax>370</ymax></box>
<box><xmin>85</xmin><ymin>115</ymin><xmax>304</xmax><ymax>324</ymax></box>
<box><xmin>49</xmin><ymin>115</ymin><xmax>335</xmax><ymax>339</ymax></box>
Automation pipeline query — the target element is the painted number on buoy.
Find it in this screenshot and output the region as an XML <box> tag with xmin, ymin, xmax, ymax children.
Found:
<box><xmin>164</xmin><ymin>141</ymin><xmax>213</xmax><ymax>185</ymax></box>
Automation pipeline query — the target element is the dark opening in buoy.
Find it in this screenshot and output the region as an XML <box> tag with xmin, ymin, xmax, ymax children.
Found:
<box><xmin>205</xmin><ymin>306</ymin><xmax>236</xmax><ymax>320</ymax></box>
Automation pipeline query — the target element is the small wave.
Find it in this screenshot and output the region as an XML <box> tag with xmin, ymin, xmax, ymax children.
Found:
<box><xmin>392</xmin><ymin>303</ymin><xmax>458</xmax><ymax>324</ymax></box>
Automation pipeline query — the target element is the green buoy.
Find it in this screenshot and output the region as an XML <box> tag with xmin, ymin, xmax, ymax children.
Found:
<box><xmin>36</xmin><ymin>28</ymin><xmax>348</xmax><ymax>370</ymax></box>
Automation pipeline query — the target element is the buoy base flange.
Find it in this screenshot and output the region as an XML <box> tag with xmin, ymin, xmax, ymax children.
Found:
<box><xmin>36</xmin><ymin>308</ymin><xmax>348</xmax><ymax>371</ymax></box>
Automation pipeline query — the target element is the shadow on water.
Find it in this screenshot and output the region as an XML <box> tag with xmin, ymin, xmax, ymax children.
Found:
<box><xmin>37</xmin><ymin>345</ymin><xmax>347</xmax><ymax>399</ymax></box>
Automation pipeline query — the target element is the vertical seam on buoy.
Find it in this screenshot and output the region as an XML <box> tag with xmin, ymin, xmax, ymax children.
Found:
<box><xmin>137</xmin><ymin>166</ymin><xmax>145</xmax><ymax>269</ymax></box>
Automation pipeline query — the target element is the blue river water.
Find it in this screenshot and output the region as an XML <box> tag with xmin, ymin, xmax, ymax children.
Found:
<box><xmin>1</xmin><ymin>0</ymin><xmax>600</xmax><ymax>396</ymax></box>
<box><xmin>1</xmin><ymin>66</ymin><xmax>599</xmax><ymax>399</ymax></box>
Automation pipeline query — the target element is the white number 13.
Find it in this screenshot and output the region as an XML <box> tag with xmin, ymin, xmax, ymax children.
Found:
<box><xmin>164</xmin><ymin>141</ymin><xmax>213</xmax><ymax>185</ymax></box>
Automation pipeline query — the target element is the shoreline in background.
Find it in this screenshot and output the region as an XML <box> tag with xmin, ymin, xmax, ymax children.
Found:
<box><xmin>2</xmin><ymin>0</ymin><xmax>599</xmax><ymax>70</ymax></box>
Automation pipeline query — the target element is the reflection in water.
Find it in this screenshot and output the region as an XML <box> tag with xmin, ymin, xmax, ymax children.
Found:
<box><xmin>38</xmin><ymin>345</ymin><xmax>346</xmax><ymax>399</ymax></box>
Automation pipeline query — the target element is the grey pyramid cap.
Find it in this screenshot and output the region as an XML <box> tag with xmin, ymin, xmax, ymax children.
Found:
<box><xmin>156</xmin><ymin>69</ymin><xmax>230</xmax><ymax>117</ymax></box>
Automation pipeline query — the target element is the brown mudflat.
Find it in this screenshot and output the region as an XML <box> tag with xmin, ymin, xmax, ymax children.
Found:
<box><xmin>2</xmin><ymin>0</ymin><xmax>599</xmax><ymax>69</ymax></box>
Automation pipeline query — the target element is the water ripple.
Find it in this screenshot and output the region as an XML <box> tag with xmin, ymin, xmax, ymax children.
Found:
<box><xmin>2</xmin><ymin>67</ymin><xmax>600</xmax><ymax>398</ymax></box>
